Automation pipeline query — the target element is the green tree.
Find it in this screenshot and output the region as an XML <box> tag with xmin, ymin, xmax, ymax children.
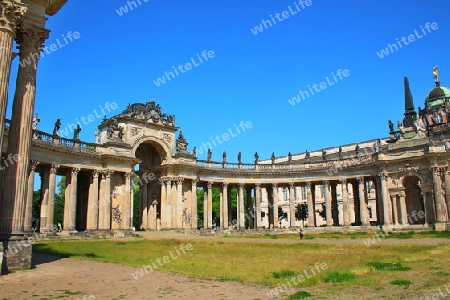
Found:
<box><xmin>295</xmin><ymin>203</ymin><xmax>308</xmax><ymax>227</ymax></box>
<box><xmin>317</xmin><ymin>203</ymin><xmax>326</xmax><ymax>221</ymax></box>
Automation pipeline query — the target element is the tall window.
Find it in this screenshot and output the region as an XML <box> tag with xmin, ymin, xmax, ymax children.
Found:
<box><xmin>301</xmin><ymin>186</ymin><xmax>306</xmax><ymax>200</ymax></box>
<box><xmin>283</xmin><ymin>187</ymin><xmax>288</xmax><ymax>202</ymax></box>
<box><xmin>321</xmin><ymin>185</ymin><xmax>326</xmax><ymax>198</ymax></box>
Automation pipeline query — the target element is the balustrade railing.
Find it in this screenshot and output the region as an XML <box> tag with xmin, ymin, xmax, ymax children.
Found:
<box><xmin>32</xmin><ymin>130</ymin><xmax>97</xmax><ymax>153</ymax></box>
<box><xmin>196</xmin><ymin>154</ymin><xmax>375</xmax><ymax>172</ymax></box>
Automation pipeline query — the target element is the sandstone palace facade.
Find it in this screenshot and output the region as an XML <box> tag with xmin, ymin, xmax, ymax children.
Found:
<box><xmin>1</xmin><ymin>0</ymin><xmax>450</xmax><ymax>273</ymax></box>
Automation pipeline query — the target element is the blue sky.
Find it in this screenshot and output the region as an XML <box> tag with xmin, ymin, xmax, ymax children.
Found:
<box><xmin>6</xmin><ymin>0</ymin><xmax>450</xmax><ymax>163</ymax></box>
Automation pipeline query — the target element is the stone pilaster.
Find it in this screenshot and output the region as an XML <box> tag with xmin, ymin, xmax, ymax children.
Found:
<box><xmin>45</xmin><ymin>164</ymin><xmax>59</xmax><ymax>229</ymax></box>
<box><xmin>432</xmin><ymin>167</ymin><xmax>447</xmax><ymax>223</ymax></box>
<box><xmin>24</xmin><ymin>161</ymin><xmax>38</xmax><ymax>232</ymax></box>
<box><xmin>39</xmin><ymin>169</ymin><xmax>49</xmax><ymax>232</ymax></box>
<box><xmin>86</xmin><ymin>170</ymin><xmax>99</xmax><ymax>230</ymax></box>
<box><xmin>379</xmin><ymin>172</ymin><xmax>391</xmax><ymax>227</ymax></box>
<box><xmin>171</xmin><ymin>179</ymin><xmax>177</xmax><ymax>228</ymax></box>
<box><xmin>165</xmin><ymin>179</ymin><xmax>172</xmax><ymax>229</ymax></box>
<box><xmin>123</xmin><ymin>172</ymin><xmax>133</xmax><ymax>229</ymax></box>
<box><xmin>159</xmin><ymin>177</ymin><xmax>166</xmax><ymax>229</ymax></box>
<box><xmin>306</xmin><ymin>182</ymin><xmax>314</xmax><ymax>227</ymax></box>
<box><xmin>324</xmin><ymin>180</ymin><xmax>333</xmax><ymax>226</ymax></box>
<box><xmin>399</xmin><ymin>194</ymin><xmax>408</xmax><ymax>225</ymax></box>
<box><xmin>65</xmin><ymin>167</ymin><xmax>80</xmax><ymax>231</ymax></box>
<box><xmin>357</xmin><ymin>177</ymin><xmax>370</xmax><ymax>226</ymax></box>
<box><xmin>340</xmin><ymin>179</ymin><xmax>350</xmax><ymax>226</ymax></box>
<box><xmin>289</xmin><ymin>182</ymin><xmax>295</xmax><ymax>228</ymax></box>
<box><xmin>391</xmin><ymin>195</ymin><xmax>398</xmax><ymax>225</ymax></box>
<box><xmin>99</xmin><ymin>170</ymin><xmax>113</xmax><ymax>230</ymax></box>
<box><xmin>0</xmin><ymin>0</ymin><xmax>27</xmax><ymax>154</ymax></box>
<box><xmin>255</xmin><ymin>183</ymin><xmax>261</xmax><ymax>229</ymax></box>
<box><xmin>1</xmin><ymin>24</ymin><xmax>49</xmax><ymax>236</ymax></box>
<box><xmin>176</xmin><ymin>177</ymin><xmax>184</xmax><ymax>228</ymax></box>
<box><xmin>191</xmin><ymin>179</ymin><xmax>198</xmax><ymax>229</ymax></box>
<box><xmin>237</xmin><ymin>183</ymin><xmax>244</xmax><ymax>229</ymax></box>
<box><xmin>444</xmin><ymin>169</ymin><xmax>450</xmax><ymax>221</ymax></box>
<box><xmin>222</xmin><ymin>182</ymin><xmax>228</xmax><ymax>229</ymax></box>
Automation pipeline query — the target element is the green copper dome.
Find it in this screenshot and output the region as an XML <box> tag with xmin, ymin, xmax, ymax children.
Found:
<box><xmin>425</xmin><ymin>83</ymin><xmax>450</xmax><ymax>109</ymax></box>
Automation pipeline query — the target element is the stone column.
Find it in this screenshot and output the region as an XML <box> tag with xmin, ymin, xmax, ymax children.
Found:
<box><xmin>1</xmin><ymin>24</ymin><xmax>49</xmax><ymax>236</ymax></box>
<box><xmin>176</xmin><ymin>177</ymin><xmax>184</xmax><ymax>228</ymax></box>
<box><xmin>306</xmin><ymin>182</ymin><xmax>314</xmax><ymax>227</ymax></box>
<box><xmin>340</xmin><ymin>179</ymin><xmax>351</xmax><ymax>226</ymax></box>
<box><xmin>123</xmin><ymin>172</ymin><xmax>133</xmax><ymax>229</ymax></box>
<box><xmin>191</xmin><ymin>179</ymin><xmax>198</xmax><ymax>229</ymax></box>
<box><xmin>207</xmin><ymin>182</ymin><xmax>213</xmax><ymax>229</ymax></box>
<box><xmin>391</xmin><ymin>195</ymin><xmax>399</xmax><ymax>225</ymax></box>
<box><xmin>165</xmin><ymin>179</ymin><xmax>172</xmax><ymax>229</ymax></box>
<box><xmin>238</xmin><ymin>183</ymin><xmax>245</xmax><ymax>229</ymax></box>
<box><xmin>358</xmin><ymin>177</ymin><xmax>369</xmax><ymax>226</ymax></box>
<box><xmin>399</xmin><ymin>193</ymin><xmax>408</xmax><ymax>225</ymax></box>
<box><xmin>45</xmin><ymin>164</ymin><xmax>59</xmax><ymax>229</ymax></box>
<box><xmin>99</xmin><ymin>170</ymin><xmax>113</xmax><ymax>230</ymax></box>
<box><xmin>65</xmin><ymin>167</ymin><xmax>80</xmax><ymax>231</ymax></box>
<box><xmin>24</xmin><ymin>161</ymin><xmax>38</xmax><ymax>232</ymax></box>
<box><xmin>379</xmin><ymin>172</ymin><xmax>391</xmax><ymax>227</ymax></box>
<box><xmin>86</xmin><ymin>170</ymin><xmax>99</xmax><ymax>230</ymax></box>
<box><xmin>331</xmin><ymin>182</ymin><xmax>339</xmax><ymax>225</ymax></box>
<box><xmin>0</xmin><ymin>0</ymin><xmax>27</xmax><ymax>154</ymax></box>
<box><xmin>289</xmin><ymin>182</ymin><xmax>296</xmax><ymax>228</ymax></box>
<box><xmin>203</xmin><ymin>184</ymin><xmax>207</xmax><ymax>228</ymax></box>
<box><xmin>432</xmin><ymin>167</ymin><xmax>447</xmax><ymax>223</ymax></box>
<box><xmin>421</xmin><ymin>185</ymin><xmax>432</xmax><ymax>226</ymax></box>
<box><xmin>246</xmin><ymin>186</ymin><xmax>253</xmax><ymax>229</ymax></box>
<box><xmin>141</xmin><ymin>182</ymin><xmax>148</xmax><ymax>230</ymax></box>
<box><xmin>62</xmin><ymin>171</ymin><xmax>71</xmax><ymax>230</ymax></box>
<box><xmin>222</xmin><ymin>182</ymin><xmax>228</xmax><ymax>229</ymax></box>
<box><xmin>444</xmin><ymin>169</ymin><xmax>450</xmax><ymax>220</ymax></box>
<box><xmin>159</xmin><ymin>177</ymin><xmax>167</xmax><ymax>229</ymax></box>
<box><xmin>39</xmin><ymin>169</ymin><xmax>49</xmax><ymax>232</ymax></box>
<box><xmin>255</xmin><ymin>183</ymin><xmax>261</xmax><ymax>229</ymax></box>
<box><xmin>269</xmin><ymin>183</ymin><xmax>277</xmax><ymax>228</ymax></box>
<box><xmin>171</xmin><ymin>179</ymin><xmax>177</xmax><ymax>228</ymax></box>
<box><xmin>324</xmin><ymin>180</ymin><xmax>333</xmax><ymax>226</ymax></box>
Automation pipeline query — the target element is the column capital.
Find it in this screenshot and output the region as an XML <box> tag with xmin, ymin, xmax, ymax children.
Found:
<box><xmin>50</xmin><ymin>164</ymin><xmax>59</xmax><ymax>174</ymax></box>
<box><xmin>0</xmin><ymin>0</ymin><xmax>27</xmax><ymax>35</ymax></box>
<box><xmin>289</xmin><ymin>182</ymin><xmax>295</xmax><ymax>189</ymax></box>
<box><xmin>191</xmin><ymin>179</ymin><xmax>199</xmax><ymax>186</ymax></box>
<box><xmin>71</xmin><ymin>167</ymin><xmax>80</xmax><ymax>177</ymax></box>
<box><xmin>222</xmin><ymin>182</ymin><xmax>229</xmax><ymax>188</ymax></box>
<box><xmin>323</xmin><ymin>180</ymin><xmax>329</xmax><ymax>187</ymax></box>
<box><xmin>238</xmin><ymin>182</ymin><xmax>245</xmax><ymax>189</ymax></box>
<box><xmin>305</xmin><ymin>181</ymin><xmax>311</xmax><ymax>189</ymax></box>
<box><xmin>357</xmin><ymin>176</ymin><xmax>365</xmax><ymax>184</ymax></box>
<box><xmin>272</xmin><ymin>183</ymin><xmax>278</xmax><ymax>188</ymax></box>
<box><xmin>255</xmin><ymin>182</ymin><xmax>261</xmax><ymax>188</ymax></box>
<box><xmin>91</xmin><ymin>170</ymin><xmax>100</xmax><ymax>178</ymax></box>
<box><xmin>30</xmin><ymin>160</ymin><xmax>39</xmax><ymax>171</ymax></box>
<box><xmin>207</xmin><ymin>181</ymin><xmax>214</xmax><ymax>189</ymax></box>
<box><xmin>176</xmin><ymin>177</ymin><xmax>184</xmax><ymax>184</ymax></box>
<box><xmin>124</xmin><ymin>172</ymin><xmax>134</xmax><ymax>180</ymax></box>
<box><xmin>15</xmin><ymin>23</ymin><xmax>50</xmax><ymax>54</ymax></box>
<box><xmin>430</xmin><ymin>166</ymin><xmax>444</xmax><ymax>176</ymax></box>
<box><xmin>101</xmin><ymin>170</ymin><xmax>113</xmax><ymax>178</ymax></box>
<box><xmin>378</xmin><ymin>172</ymin><xmax>389</xmax><ymax>181</ymax></box>
<box><xmin>339</xmin><ymin>177</ymin><xmax>347</xmax><ymax>184</ymax></box>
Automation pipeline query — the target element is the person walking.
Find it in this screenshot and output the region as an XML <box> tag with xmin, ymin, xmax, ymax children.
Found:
<box><xmin>299</xmin><ymin>228</ymin><xmax>304</xmax><ymax>240</ymax></box>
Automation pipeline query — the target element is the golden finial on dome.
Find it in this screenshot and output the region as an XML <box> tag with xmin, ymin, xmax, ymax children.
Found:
<box><xmin>432</xmin><ymin>66</ymin><xmax>439</xmax><ymax>83</ymax></box>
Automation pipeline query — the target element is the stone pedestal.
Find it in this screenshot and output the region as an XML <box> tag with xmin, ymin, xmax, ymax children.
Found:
<box><xmin>1</xmin><ymin>235</ymin><xmax>32</xmax><ymax>273</ymax></box>
<box><xmin>435</xmin><ymin>222</ymin><xmax>447</xmax><ymax>231</ymax></box>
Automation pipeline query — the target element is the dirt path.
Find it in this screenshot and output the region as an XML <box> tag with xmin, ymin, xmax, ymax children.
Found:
<box><xmin>1</xmin><ymin>231</ymin><xmax>449</xmax><ymax>300</ymax></box>
<box><xmin>0</xmin><ymin>253</ymin><xmax>280</xmax><ymax>300</ymax></box>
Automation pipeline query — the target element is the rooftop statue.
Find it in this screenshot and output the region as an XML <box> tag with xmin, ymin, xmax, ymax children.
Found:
<box><xmin>176</xmin><ymin>131</ymin><xmax>188</xmax><ymax>152</ymax></box>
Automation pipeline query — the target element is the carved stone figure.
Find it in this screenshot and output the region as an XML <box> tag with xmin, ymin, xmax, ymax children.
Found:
<box><xmin>238</xmin><ymin>152</ymin><xmax>242</xmax><ymax>164</ymax></box>
<box><xmin>305</xmin><ymin>150</ymin><xmax>310</xmax><ymax>162</ymax></box>
<box><xmin>176</xmin><ymin>131</ymin><xmax>188</xmax><ymax>152</ymax></box>
<box><xmin>355</xmin><ymin>144</ymin><xmax>360</xmax><ymax>157</ymax></box>
<box><xmin>222</xmin><ymin>151</ymin><xmax>227</xmax><ymax>163</ymax></box>
<box><xmin>74</xmin><ymin>124</ymin><xmax>81</xmax><ymax>140</ymax></box>
<box><xmin>192</xmin><ymin>147</ymin><xmax>197</xmax><ymax>157</ymax></box>
<box><xmin>271</xmin><ymin>152</ymin><xmax>275</xmax><ymax>164</ymax></box>
<box><xmin>254</xmin><ymin>152</ymin><xmax>259</xmax><ymax>164</ymax></box>
<box><xmin>53</xmin><ymin>119</ymin><xmax>61</xmax><ymax>136</ymax></box>
<box><xmin>388</xmin><ymin>120</ymin><xmax>394</xmax><ymax>133</ymax></box>
<box><xmin>397</xmin><ymin>121</ymin><xmax>405</xmax><ymax>134</ymax></box>
<box><xmin>207</xmin><ymin>149</ymin><xmax>212</xmax><ymax>162</ymax></box>
<box><xmin>288</xmin><ymin>152</ymin><xmax>292</xmax><ymax>162</ymax></box>
<box><xmin>339</xmin><ymin>147</ymin><xmax>343</xmax><ymax>159</ymax></box>
<box><xmin>322</xmin><ymin>149</ymin><xmax>327</xmax><ymax>161</ymax></box>
<box><xmin>32</xmin><ymin>113</ymin><xmax>40</xmax><ymax>130</ymax></box>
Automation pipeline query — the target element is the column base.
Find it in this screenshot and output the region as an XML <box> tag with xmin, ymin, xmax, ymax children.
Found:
<box><xmin>434</xmin><ymin>222</ymin><xmax>447</xmax><ymax>231</ymax></box>
<box><xmin>1</xmin><ymin>235</ymin><xmax>32</xmax><ymax>274</ymax></box>
<box><xmin>381</xmin><ymin>224</ymin><xmax>393</xmax><ymax>232</ymax></box>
